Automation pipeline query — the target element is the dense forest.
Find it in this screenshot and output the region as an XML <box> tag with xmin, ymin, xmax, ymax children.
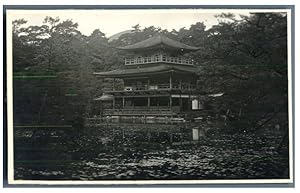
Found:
<box><xmin>13</xmin><ymin>12</ymin><xmax>288</xmax><ymax>134</ymax></box>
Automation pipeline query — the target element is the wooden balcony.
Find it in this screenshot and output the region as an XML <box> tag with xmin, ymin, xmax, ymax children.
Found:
<box><xmin>125</xmin><ymin>55</ymin><xmax>195</xmax><ymax>66</ymax></box>
<box><xmin>101</xmin><ymin>107</ymin><xmax>186</xmax><ymax>124</ymax></box>
<box><xmin>101</xmin><ymin>116</ymin><xmax>186</xmax><ymax>124</ymax></box>
<box><xmin>106</xmin><ymin>83</ymin><xmax>196</xmax><ymax>94</ymax></box>
<box><xmin>103</xmin><ymin>106</ymin><xmax>181</xmax><ymax>115</ymax></box>
<box><xmin>129</xmin><ymin>83</ymin><xmax>194</xmax><ymax>91</ymax></box>
<box><xmin>103</xmin><ymin>108</ymin><xmax>173</xmax><ymax>116</ymax></box>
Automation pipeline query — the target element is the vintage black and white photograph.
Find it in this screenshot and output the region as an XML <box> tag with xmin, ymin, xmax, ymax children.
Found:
<box><xmin>5</xmin><ymin>7</ymin><xmax>293</xmax><ymax>185</ymax></box>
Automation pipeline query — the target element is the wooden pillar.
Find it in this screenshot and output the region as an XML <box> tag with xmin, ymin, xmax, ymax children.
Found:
<box><xmin>113</xmin><ymin>78</ymin><xmax>115</xmax><ymax>91</ymax></box>
<box><xmin>147</xmin><ymin>97</ymin><xmax>150</xmax><ymax>107</ymax></box>
<box><xmin>122</xmin><ymin>127</ymin><xmax>125</xmax><ymax>140</ymax></box>
<box><xmin>147</xmin><ymin>132</ymin><xmax>151</xmax><ymax>142</ymax></box>
<box><xmin>189</xmin><ymin>94</ymin><xmax>191</xmax><ymax>110</ymax></box>
<box><xmin>100</xmin><ymin>101</ymin><xmax>103</xmax><ymax>117</ymax></box>
<box><xmin>112</xmin><ymin>127</ymin><xmax>115</xmax><ymax>140</ymax></box>
<box><xmin>170</xmin><ymin>133</ymin><xmax>173</xmax><ymax>143</ymax></box>
<box><xmin>169</xmin><ymin>74</ymin><xmax>172</xmax><ymax>89</ymax></box>
<box><xmin>122</xmin><ymin>97</ymin><xmax>125</xmax><ymax>108</ymax></box>
<box><xmin>179</xmin><ymin>80</ymin><xmax>182</xmax><ymax>89</ymax></box>
<box><xmin>179</xmin><ymin>94</ymin><xmax>182</xmax><ymax>111</ymax></box>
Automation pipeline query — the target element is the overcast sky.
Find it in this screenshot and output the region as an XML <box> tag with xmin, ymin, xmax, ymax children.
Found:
<box><xmin>8</xmin><ymin>9</ymin><xmax>253</xmax><ymax>37</ymax></box>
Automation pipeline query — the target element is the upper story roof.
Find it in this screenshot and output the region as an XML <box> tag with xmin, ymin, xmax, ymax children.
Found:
<box><xmin>117</xmin><ymin>35</ymin><xmax>200</xmax><ymax>52</ymax></box>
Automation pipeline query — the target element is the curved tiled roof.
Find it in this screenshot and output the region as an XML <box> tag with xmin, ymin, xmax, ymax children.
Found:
<box><xmin>117</xmin><ymin>35</ymin><xmax>200</xmax><ymax>51</ymax></box>
<box><xmin>94</xmin><ymin>64</ymin><xmax>197</xmax><ymax>78</ymax></box>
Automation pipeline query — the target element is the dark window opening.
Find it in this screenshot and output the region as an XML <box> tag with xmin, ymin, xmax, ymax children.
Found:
<box><xmin>172</xmin><ymin>98</ymin><xmax>180</xmax><ymax>106</ymax></box>
<box><xmin>133</xmin><ymin>98</ymin><xmax>148</xmax><ymax>106</ymax></box>
<box><xmin>150</xmin><ymin>97</ymin><xmax>169</xmax><ymax>106</ymax></box>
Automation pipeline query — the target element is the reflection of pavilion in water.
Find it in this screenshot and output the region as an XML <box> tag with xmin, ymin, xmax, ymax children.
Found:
<box><xmin>94</xmin><ymin>35</ymin><xmax>204</xmax><ymax>125</ymax></box>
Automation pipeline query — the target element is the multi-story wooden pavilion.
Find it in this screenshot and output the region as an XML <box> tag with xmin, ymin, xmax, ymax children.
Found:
<box><xmin>94</xmin><ymin>35</ymin><xmax>202</xmax><ymax>124</ymax></box>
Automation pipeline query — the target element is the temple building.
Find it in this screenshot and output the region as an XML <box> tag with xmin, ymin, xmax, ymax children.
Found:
<box><xmin>94</xmin><ymin>35</ymin><xmax>203</xmax><ymax>124</ymax></box>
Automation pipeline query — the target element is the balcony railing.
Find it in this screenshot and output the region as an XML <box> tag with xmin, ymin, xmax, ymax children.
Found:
<box><xmin>104</xmin><ymin>108</ymin><xmax>173</xmax><ymax>116</ymax></box>
<box><xmin>103</xmin><ymin>106</ymin><xmax>181</xmax><ymax>116</ymax></box>
<box><xmin>125</xmin><ymin>55</ymin><xmax>195</xmax><ymax>66</ymax></box>
<box><xmin>108</xmin><ymin>83</ymin><xmax>196</xmax><ymax>93</ymax></box>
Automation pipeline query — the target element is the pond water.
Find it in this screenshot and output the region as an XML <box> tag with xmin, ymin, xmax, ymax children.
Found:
<box><xmin>14</xmin><ymin>130</ymin><xmax>289</xmax><ymax>180</ymax></box>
